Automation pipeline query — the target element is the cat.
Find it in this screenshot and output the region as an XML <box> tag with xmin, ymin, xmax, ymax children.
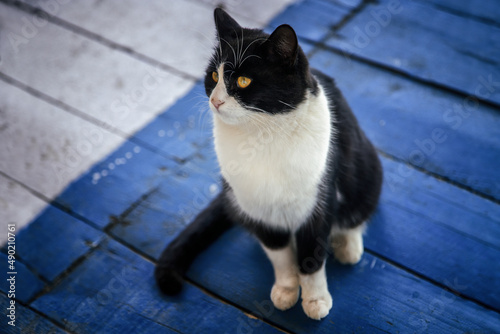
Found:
<box><xmin>155</xmin><ymin>8</ymin><xmax>383</xmax><ymax>320</ymax></box>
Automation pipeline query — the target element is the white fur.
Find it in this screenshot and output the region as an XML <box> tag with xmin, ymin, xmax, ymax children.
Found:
<box><xmin>261</xmin><ymin>243</ymin><xmax>300</xmax><ymax>311</ymax></box>
<box><xmin>330</xmin><ymin>223</ymin><xmax>366</xmax><ymax>265</ymax></box>
<box><xmin>299</xmin><ymin>263</ymin><xmax>332</xmax><ymax>320</ymax></box>
<box><xmin>211</xmin><ymin>65</ymin><xmax>332</xmax><ymax>232</ymax></box>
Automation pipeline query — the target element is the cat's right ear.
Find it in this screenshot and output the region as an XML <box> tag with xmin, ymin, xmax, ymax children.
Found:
<box><xmin>214</xmin><ymin>8</ymin><xmax>241</xmax><ymax>39</ymax></box>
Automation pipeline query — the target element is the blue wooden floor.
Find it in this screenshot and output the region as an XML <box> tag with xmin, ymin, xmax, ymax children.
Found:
<box><xmin>3</xmin><ymin>0</ymin><xmax>500</xmax><ymax>333</ymax></box>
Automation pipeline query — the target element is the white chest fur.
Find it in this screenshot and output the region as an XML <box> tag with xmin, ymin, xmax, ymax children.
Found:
<box><xmin>213</xmin><ymin>86</ymin><xmax>332</xmax><ymax>231</ymax></box>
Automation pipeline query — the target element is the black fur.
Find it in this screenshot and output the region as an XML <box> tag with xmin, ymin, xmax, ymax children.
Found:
<box><xmin>204</xmin><ymin>9</ymin><xmax>317</xmax><ymax>114</ymax></box>
<box><xmin>155</xmin><ymin>8</ymin><xmax>382</xmax><ymax>295</ymax></box>
<box><xmin>155</xmin><ymin>193</ymin><xmax>232</xmax><ymax>295</ymax></box>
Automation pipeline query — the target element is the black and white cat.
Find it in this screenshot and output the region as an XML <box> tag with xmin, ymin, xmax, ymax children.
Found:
<box><xmin>155</xmin><ymin>8</ymin><xmax>382</xmax><ymax>320</ymax></box>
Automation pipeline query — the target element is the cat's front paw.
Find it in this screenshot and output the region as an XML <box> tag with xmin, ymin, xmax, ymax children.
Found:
<box><xmin>302</xmin><ymin>291</ymin><xmax>333</xmax><ymax>320</ymax></box>
<box><xmin>271</xmin><ymin>284</ymin><xmax>299</xmax><ymax>311</ymax></box>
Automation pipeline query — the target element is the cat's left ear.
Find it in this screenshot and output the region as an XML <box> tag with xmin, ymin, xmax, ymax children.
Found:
<box><xmin>214</xmin><ymin>8</ymin><xmax>241</xmax><ymax>39</ymax></box>
<box><xmin>261</xmin><ymin>24</ymin><xmax>298</xmax><ymax>66</ymax></box>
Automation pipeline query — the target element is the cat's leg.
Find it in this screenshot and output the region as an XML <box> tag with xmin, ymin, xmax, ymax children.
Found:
<box><xmin>254</xmin><ymin>227</ymin><xmax>300</xmax><ymax>311</ymax></box>
<box><xmin>261</xmin><ymin>243</ymin><xmax>300</xmax><ymax>311</ymax></box>
<box><xmin>330</xmin><ymin>223</ymin><xmax>366</xmax><ymax>265</ymax></box>
<box><xmin>295</xmin><ymin>220</ymin><xmax>333</xmax><ymax>320</ymax></box>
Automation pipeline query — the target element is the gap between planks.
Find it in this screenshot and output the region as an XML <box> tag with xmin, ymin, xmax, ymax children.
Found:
<box><xmin>376</xmin><ymin>150</ymin><xmax>500</xmax><ymax>206</ymax></box>
<box><xmin>364</xmin><ymin>248</ymin><xmax>500</xmax><ymax>314</ymax></box>
<box><xmin>303</xmin><ymin>0</ymin><xmax>500</xmax><ymax>111</ymax></box>
<box><xmin>0</xmin><ymin>72</ymin><xmax>185</xmax><ymax>164</ymax></box>
<box><xmin>5</xmin><ymin>0</ymin><xmax>498</xmax><ymax>328</ymax></box>
<box><xmin>412</xmin><ymin>0</ymin><xmax>500</xmax><ymax>29</ymax></box>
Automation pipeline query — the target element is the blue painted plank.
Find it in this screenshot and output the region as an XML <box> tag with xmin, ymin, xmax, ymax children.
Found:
<box><xmin>0</xmin><ymin>294</ymin><xmax>66</xmax><ymax>334</ymax></box>
<box><xmin>188</xmin><ymin>227</ymin><xmax>500</xmax><ymax>333</ymax></box>
<box><xmin>267</xmin><ymin>0</ymin><xmax>350</xmax><ymax>41</ymax></box>
<box><xmin>108</xmin><ymin>141</ymin><xmax>500</xmax><ymax>311</ymax></box>
<box><xmin>372</xmin><ymin>159</ymin><xmax>500</xmax><ymax>310</ymax></box>
<box><xmin>0</xmin><ymin>252</ymin><xmax>45</xmax><ymax>303</ymax></box>
<box><xmin>416</xmin><ymin>0</ymin><xmax>500</xmax><ymax>25</ymax></box>
<box><xmin>110</xmin><ymin>149</ymin><xmax>221</xmax><ymax>260</ymax></box>
<box><xmin>332</xmin><ymin>0</ymin><xmax>362</xmax><ymax>9</ymax></box>
<box><xmin>380</xmin><ymin>157</ymin><xmax>500</xmax><ymax>248</ymax></box>
<box><xmin>367</xmin><ymin>201</ymin><xmax>500</xmax><ymax>310</ymax></box>
<box><xmin>13</xmin><ymin>206</ymin><xmax>102</xmax><ymax>282</ymax></box>
<box><xmin>56</xmin><ymin>140</ymin><xmax>179</xmax><ymax>228</ymax></box>
<box><xmin>31</xmin><ymin>238</ymin><xmax>284</xmax><ymax>334</ymax></box>
<box><xmin>309</xmin><ymin>49</ymin><xmax>500</xmax><ymax>200</ymax></box>
<box><xmin>324</xmin><ymin>0</ymin><xmax>500</xmax><ymax>104</ymax></box>
<box><xmin>132</xmin><ymin>83</ymin><xmax>212</xmax><ymax>160</ymax></box>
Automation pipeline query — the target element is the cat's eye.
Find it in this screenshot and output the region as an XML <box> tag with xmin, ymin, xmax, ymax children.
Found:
<box><xmin>212</xmin><ymin>71</ymin><xmax>219</xmax><ymax>83</ymax></box>
<box><xmin>237</xmin><ymin>76</ymin><xmax>252</xmax><ymax>88</ymax></box>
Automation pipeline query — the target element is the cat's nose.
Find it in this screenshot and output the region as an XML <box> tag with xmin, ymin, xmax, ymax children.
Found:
<box><xmin>211</xmin><ymin>98</ymin><xmax>225</xmax><ymax>110</ymax></box>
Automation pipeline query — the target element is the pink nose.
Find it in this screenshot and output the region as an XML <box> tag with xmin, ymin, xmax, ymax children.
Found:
<box><xmin>211</xmin><ymin>98</ymin><xmax>224</xmax><ymax>110</ymax></box>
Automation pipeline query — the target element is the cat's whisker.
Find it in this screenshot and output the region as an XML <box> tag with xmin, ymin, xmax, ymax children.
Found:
<box><xmin>225</xmin><ymin>61</ymin><xmax>236</xmax><ymax>70</ymax></box>
<box><xmin>221</xmin><ymin>37</ymin><xmax>237</xmax><ymax>70</ymax></box>
<box><xmin>239</xmin><ymin>37</ymin><xmax>266</xmax><ymax>67</ymax></box>
<box><xmin>241</xmin><ymin>37</ymin><xmax>267</xmax><ymax>60</ymax></box>
<box><xmin>237</xmin><ymin>28</ymin><xmax>245</xmax><ymax>67</ymax></box>
<box><xmin>278</xmin><ymin>100</ymin><xmax>296</xmax><ymax>110</ymax></box>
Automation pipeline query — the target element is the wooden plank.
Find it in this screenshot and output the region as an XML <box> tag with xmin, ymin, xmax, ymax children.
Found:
<box><xmin>0</xmin><ymin>79</ymin><xmax>123</xmax><ymax>205</ymax></box>
<box><xmin>372</xmin><ymin>158</ymin><xmax>500</xmax><ymax>310</ymax></box>
<box><xmin>109</xmin><ymin>129</ymin><xmax>500</xmax><ymax>311</ymax></box>
<box><xmin>324</xmin><ymin>0</ymin><xmax>500</xmax><ymax>105</ymax></box>
<box><xmin>268</xmin><ymin>0</ymin><xmax>350</xmax><ymax>41</ymax></box>
<box><xmin>55</xmin><ymin>139</ymin><xmax>179</xmax><ymax>229</ymax></box>
<box><xmin>30</xmin><ymin>238</ymin><xmax>284</xmax><ymax>334</ymax></box>
<box><xmin>132</xmin><ymin>83</ymin><xmax>212</xmax><ymax>160</ymax></box>
<box><xmin>379</xmin><ymin>158</ymin><xmax>500</xmax><ymax>248</ymax></box>
<box><xmin>110</xmin><ymin>149</ymin><xmax>221</xmax><ymax>259</ymax></box>
<box><xmin>0</xmin><ymin>2</ymin><xmax>193</xmax><ymax>136</ymax></box>
<box><xmin>1</xmin><ymin>294</ymin><xmax>66</xmax><ymax>334</ymax></box>
<box><xmin>13</xmin><ymin>206</ymin><xmax>103</xmax><ymax>282</ymax></box>
<box><xmin>0</xmin><ymin>174</ymin><xmax>47</xmax><ymax>245</ymax></box>
<box><xmin>415</xmin><ymin>0</ymin><xmax>500</xmax><ymax>25</ymax></box>
<box><xmin>187</xmin><ymin>227</ymin><xmax>500</xmax><ymax>333</ymax></box>
<box><xmin>309</xmin><ymin>48</ymin><xmax>500</xmax><ymax>200</ymax></box>
<box><xmin>18</xmin><ymin>0</ymin><xmax>281</xmax><ymax>79</ymax></box>
<box><xmin>196</xmin><ymin>0</ymin><xmax>298</xmax><ymax>26</ymax></box>
<box><xmin>0</xmin><ymin>252</ymin><xmax>45</xmax><ymax>303</ymax></box>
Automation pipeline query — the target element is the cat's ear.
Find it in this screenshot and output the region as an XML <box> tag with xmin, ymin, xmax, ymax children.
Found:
<box><xmin>261</xmin><ymin>25</ymin><xmax>298</xmax><ymax>66</ymax></box>
<box><xmin>214</xmin><ymin>8</ymin><xmax>241</xmax><ymax>39</ymax></box>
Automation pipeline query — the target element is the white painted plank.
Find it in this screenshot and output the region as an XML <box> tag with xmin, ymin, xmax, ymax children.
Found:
<box><xmin>0</xmin><ymin>79</ymin><xmax>123</xmax><ymax>204</ymax></box>
<box><xmin>0</xmin><ymin>174</ymin><xmax>47</xmax><ymax>245</ymax></box>
<box><xmin>17</xmin><ymin>0</ymin><xmax>296</xmax><ymax>78</ymax></box>
<box><xmin>0</xmin><ymin>2</ymin><xmax>194</xmax><ymax>135</ymax></box>
<box><xmin>197</xmin><ymin>0</ymin><xmax>298</xmax><ymax>26</ymax></box>
<box><xmin>0</xmin><ymin>0</ymin><xmax>297</xmax><ymax>237</ymax></box>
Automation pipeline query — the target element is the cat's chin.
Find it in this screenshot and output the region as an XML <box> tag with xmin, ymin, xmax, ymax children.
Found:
<box><xmin>212</xmin><ymin>107</ymin><xmax>248</xmax><ymax>126</ymax></box>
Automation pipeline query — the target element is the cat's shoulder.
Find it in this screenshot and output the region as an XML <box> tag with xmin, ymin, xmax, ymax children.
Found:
<box><xmin>310</xmin><ymin>68</ymin><xmax>341</xmax><ymax>99</ymax></box>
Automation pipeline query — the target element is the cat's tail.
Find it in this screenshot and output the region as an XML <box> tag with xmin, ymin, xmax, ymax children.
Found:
<box><xmin>155</xmin><ymin>192</ymin><xmax>232</xmax><ymax>295</ymax></box>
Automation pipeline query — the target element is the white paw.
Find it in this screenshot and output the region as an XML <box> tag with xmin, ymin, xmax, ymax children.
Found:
<box><xmin>332</xmin><ymin>234</ymin><xmax>364</xmax><ymax>265</ymax></box>
<box><xmin>302</xmin><ymin>291</ymin><xmax>332</xmax><ymax>320</ymax></box>
<box><xmin>271</xmin><ymin>284</ymin><xmax>299</xmax><ymax>311</ymax></box>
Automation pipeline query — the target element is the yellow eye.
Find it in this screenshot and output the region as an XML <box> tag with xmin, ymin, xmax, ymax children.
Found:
<box><xmin>237</xmin><ymin>76</ymin><xmax>252</xmax><ymax>88</ymax></box>
<box><xmin>212</xmin><ymin>71</ymin><xmax>219</xmax><ymax>82</ymax></box>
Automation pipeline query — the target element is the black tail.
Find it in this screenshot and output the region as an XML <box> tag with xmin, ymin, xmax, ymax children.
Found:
<box><xmin>155</xmin><ymin>192</ymin><xmax>232</xmax><ymax>295</ymax></box>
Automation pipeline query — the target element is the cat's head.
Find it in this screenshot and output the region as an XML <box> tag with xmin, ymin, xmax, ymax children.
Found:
<box><xmin>205</xmin><ymin>8</ymin><xmax>316</xmax><ymax>125</ymax></box>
